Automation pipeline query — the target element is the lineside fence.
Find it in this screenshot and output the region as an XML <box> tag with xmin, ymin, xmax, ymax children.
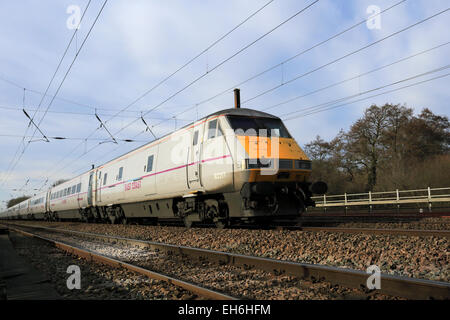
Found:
<box><xmin>310</xmin><ymin>187</ymin><xmax>450</xmax><ymax>213</ymax></box>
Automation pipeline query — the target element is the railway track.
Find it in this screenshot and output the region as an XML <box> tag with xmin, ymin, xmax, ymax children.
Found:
<box><xmin>5</xmin><ymin>225</ymin><xmax>236</xmax><ymax>300</ymax></box>
<box><xmin>283</xmin><ymin>226</ymin><xmax>450</xmax><ymax>238</ymax></box>
<box><xmin>3</xmin><ymin>222</ymin><xmax>449</xmax><ymax>300</ymax></box>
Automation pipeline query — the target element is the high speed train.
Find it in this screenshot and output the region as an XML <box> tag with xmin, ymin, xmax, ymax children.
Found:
<box><xmin>0</xmin><ymin>96</ymin><xmax>327</xmax><ymax>227</ymax></box>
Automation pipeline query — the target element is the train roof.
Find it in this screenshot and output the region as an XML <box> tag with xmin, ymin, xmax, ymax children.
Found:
<box><xmin>93</xmin><ymin>108</ymin><xmax>279</xmax><ymax>170</ymax></box>
<box><xmin>208</xmin><ymin>108</ymin><xmax>279</xmax><ymax>119</ymax></box>
<box><xmin>50</xmin><ymin>108</ymin><xmax>281</xmax><ymax>180</ymax></box>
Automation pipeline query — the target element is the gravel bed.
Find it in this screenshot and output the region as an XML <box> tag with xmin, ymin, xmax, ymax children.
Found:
<box><xmin>22</xmin><ymin>228</ymin><xmax>398</xmax><ymax>300</ymax></box>
<box><xmin>330</xmin><ymin>218</ymin><xmax>450</xmax><ymax>230</ymax></box>
<box><xmin>10</xmin><ymin>221</ymin><xmax>450</xmax><ymax>282</ymax></box>
<box><xmin>8</xmin><ymin>231</ymin><xmax>199</xmax><ymax>300</ymax></box>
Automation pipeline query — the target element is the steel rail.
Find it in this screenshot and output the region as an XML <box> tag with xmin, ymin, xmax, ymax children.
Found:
<box><xmin>5</xmin><ymin>225</ymin><xmax>237</xmax><ymax>300</ymax></box>
<box><xmin>295</xmin><ymin>227</ymin><xmax>450</xmax><ymax>238</ymax></box>
<box><xmin>5</xmin><ymin>222</ymin><xmax>450</xmax><ymax>300</ymax></box>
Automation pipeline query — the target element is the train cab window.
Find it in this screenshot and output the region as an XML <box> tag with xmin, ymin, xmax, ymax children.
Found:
<box><xmin>67</xmin><ymin>187</ymin><xmax>71</xmax><ymax>195</ymax></box>
<box><xmin>207</xmin><ymin>119</ymin><xmax>217</xmax><ymax>139</ymax></box>
<box><xmin>71</xmin><ymin>185</ymin><xmax>76</xmax><ymax>194</ymax></box>
<box><xmin>103</xmin><ymin>173</ymin><xmax>108</xmax><ymax>186</ymax></box>
<box><xmin>146</xmin><ymin>155</ymin><xmax>154</xmax><ymax>173</ymax></box>
<box><xmin>77</xmin><ymin>183</ymin><xmax>81</xmax><ymax>193</ymax></box>
<box><xmin>217</xmin><ymin>123</ymin><xmax>223</xmax><ymax>137</ymax></box>
<box><xmin>118</xmin><ymin>167</ymin><xmax>123</xmax><ymax>181</ymax></box>
<box><xmin>193</xmin><ymin>131</ymin><xmax>199</xmax><ymax>145</ymax></box>
<box><xmin>226</xmin><ymin>116</ymin><xmax>291</xmax><ymax>138</ymax></box>
<box><xmin>63</xmin><ymin>189</ymin><xmax>67</xmax><ymax>197</ymax></box>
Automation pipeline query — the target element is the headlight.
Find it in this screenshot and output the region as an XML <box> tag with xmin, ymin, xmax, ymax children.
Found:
<box><xmin>246</xmin><ymin>158</ymin><xmax>273</xmax><ymax>169</ymax></box>
<box><xmin>246</xmin><ymin>159</ymin><xmax>293</xmax><ymax>169</ymax></box>
<box><xmin>295</xmin><ymin>160</ymin><xmax>312</xmax><ymax>170</ymax></box>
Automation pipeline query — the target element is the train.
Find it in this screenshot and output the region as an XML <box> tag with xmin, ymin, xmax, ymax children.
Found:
<box><xmin>0</xmin><ymin>95</ymin><xmax>327</xmax><ymax>227</ymax></box>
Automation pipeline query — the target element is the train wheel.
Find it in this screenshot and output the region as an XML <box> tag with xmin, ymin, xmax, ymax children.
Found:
<box><xmin>183</xmin><ymin>217</ymin><xmax>193</xmax><ymax>228</ymax></box>
<box><xmin>215</xmin><ymin>220</ymin><xmax>227</xmax><ymax>229</ymax></box>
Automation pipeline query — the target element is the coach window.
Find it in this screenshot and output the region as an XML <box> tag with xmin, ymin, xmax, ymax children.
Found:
<box><xmin>72</xmin><ymin>185</ymin><xmax>76</xmax><ymax>194</ymax></box>
<box><xmin>207</xmin><ymin>119</ymin><xmax>217</xmax><ymax>139</ymax></box>
<box><xmin>193</xmin><ymin>131</ymin><xmax>199</xmax><ymax>145</ymax></box>
<box><xmin>146</xmin><ymin>155</ymin><xmax>154</xmax><ymax>173</ymax></box>
<box><xmin>104</xmin><ymin>173</ymin><xmax>108</xmax><ymax>185</ymax></box>
<box><xmin>77</xmin><ymin>183</ymin><xmax>81</xmax><ymax>193</ymax></box>
<box><xmin>118</xmin><ymin>167</ymin><xmax>123</xmax><ymax>181</ymax></box>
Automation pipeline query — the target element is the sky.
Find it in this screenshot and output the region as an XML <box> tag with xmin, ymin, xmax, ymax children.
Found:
<box><xmin>0</xmin><ymin>0</ymin><xmax>449</xmax><ymax>207</ymax></box>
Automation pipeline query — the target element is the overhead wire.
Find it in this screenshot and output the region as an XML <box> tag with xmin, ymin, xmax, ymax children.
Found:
<box><xmin>34</xmin><ymin>0</ymin><xmax>278</xmax><ymax>183</ymax></box>
<box><xmin>1</xmin><ymin>0</ymin><xmax>108</xmax><ymax>189</ymax></box>
<box><xmin>240</xmin><ymin>7</ymin><xmax>450</xmax><ymax>106</ymax></box>
<box><xmin>0</xmin><ymin>1</ymin><xmax>93</xmax><ymax>185</ymax></box>
<box><xmin>157</xmin><ymin>0</ymin><xmax>408</xmax><ymax>121</ymax></box>
<box><xmin>262</xmin><ymin>41</ymin><xmax>450</xmax><ymax>111</ymax></box>
<box><xmin>281</xmin><ymin>66</ymin><xmax>450</xmax><ymax>120</ymax></box>
<box><xmin>69</xmin><ymin>4</ymin><xmax>450</xmax><ymax>176</ymax></box>
<box><xmin>43</xmin><ymin>0</ymin><xmax>320</xmax><ymax>181</ymax></box>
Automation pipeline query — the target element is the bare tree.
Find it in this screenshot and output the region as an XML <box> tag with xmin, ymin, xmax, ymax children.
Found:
<box><xmin>346</xmin><ymin>105</ymin><xmax>390</xmax><ymax>190</ymax></box>
<box><xmin>303</xmin><ymin>104</ymin><xmax>449</xmax><ymax>193</ymax></box>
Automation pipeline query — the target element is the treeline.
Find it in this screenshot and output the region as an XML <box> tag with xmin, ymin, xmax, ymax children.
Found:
<box><xmin>304</xmin><ymin>104</ymin><xmax>450</xmax><ymax>194</ymax></box>
<box><xmin>6</xmin><ymin>196</ymin><xmax>30</xmax><ymax>208</ymax></box>
<box><xmin>6</xmin><ymin>179</ymin><xmax>68</xmax><ymax>208</ymax></box>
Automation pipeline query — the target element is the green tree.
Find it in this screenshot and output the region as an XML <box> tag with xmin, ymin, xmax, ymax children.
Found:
<box><xmin>7</xmin><ymin>196</ymin><xmax>30</xmax><ymax>208</ymax></box>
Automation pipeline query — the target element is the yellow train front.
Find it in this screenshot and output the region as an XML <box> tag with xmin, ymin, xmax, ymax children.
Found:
<box><xmin>209</xmin><ymin>107</ymin><xmax>327</xmax><ymax>225</ymax></box>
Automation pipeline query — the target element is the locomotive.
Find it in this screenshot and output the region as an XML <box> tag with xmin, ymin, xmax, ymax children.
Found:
<box><xmin>1</xmin><ymin>90</ymin><xmax>327</xmax><ymax>227</ymax></box>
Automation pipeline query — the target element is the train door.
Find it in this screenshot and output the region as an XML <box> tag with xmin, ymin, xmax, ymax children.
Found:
<box><xmin>187</xmin><ymin>124</ymin><xmax>203</xmax><ymax>189</ymax></box>
<box><xmin>87</xmin><ymin>172</ymin><xmax>94</xmax><ymax>206</ymax></box>
<box><xmin>96</xmin><ymin>170</ymin><xmax>102</xmax><ymax>203</ymax></box>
